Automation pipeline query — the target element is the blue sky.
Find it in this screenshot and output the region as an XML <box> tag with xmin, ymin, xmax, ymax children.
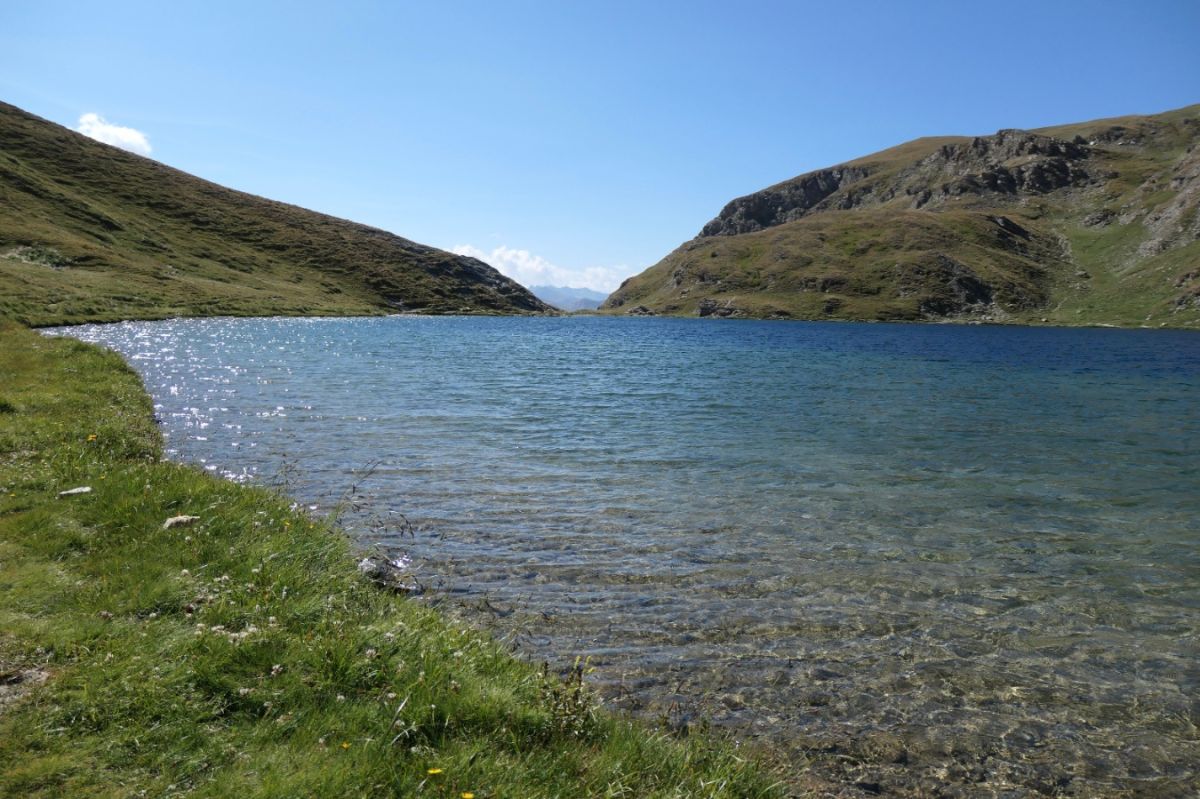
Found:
<box><xmin>3</xmin><ymin>1</ymin><xmax>1198</xmax><ymax>292</ymax></box>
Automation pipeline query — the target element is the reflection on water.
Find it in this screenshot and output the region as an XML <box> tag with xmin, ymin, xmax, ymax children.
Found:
<box><xmin>55</xmin><ymin>316</ymin><xmax>1200</xmax><ymax>797</ymax></box>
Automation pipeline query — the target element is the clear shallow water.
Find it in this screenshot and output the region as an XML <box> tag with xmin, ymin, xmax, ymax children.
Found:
<box><xmin>57</xmin><ymin>316</ymin><xmax>1200</xmax><ymax>797</ymax></box>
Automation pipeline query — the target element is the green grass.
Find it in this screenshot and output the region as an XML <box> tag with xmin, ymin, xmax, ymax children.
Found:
<box><xmin>606</xmin><ymin>209</ymin><xmax>1063</xmax><ymax>322</ymax></box>
<box><xmin>0</xmin><ymin>323</ymin><xmax>782</xmax><ymax>798</ymax></box>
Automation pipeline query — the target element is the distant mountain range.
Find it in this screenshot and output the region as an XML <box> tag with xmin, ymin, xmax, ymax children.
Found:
<box><xmin>603</xmin><ymin>104</ymin><xmax>1200</xmax><ymax>327</ymax></box>
<box><xmin>0</xmin><ymin>101</ymin><xmax>551</xmax><ymax>325</ymax></box>
<box><xmin>529</xmin><ymin>285</ymin><xmax>609</xmax><ymax>311</ymax></box>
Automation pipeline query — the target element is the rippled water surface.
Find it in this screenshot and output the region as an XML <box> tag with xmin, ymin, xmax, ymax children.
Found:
<box><xmin>57</xmin><ymin>316</ymin><xmax>1200</xmax><ymax>797</ymax></box>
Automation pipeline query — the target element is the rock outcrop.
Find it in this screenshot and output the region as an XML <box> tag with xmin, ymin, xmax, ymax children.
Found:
<box><xmin>699</xmin><ymin>130</ymin><xmax>1097</xmax><ymax>240</ymax></box>
<box><xmin>700</xmin><ymin>166</ymin><xmax>873</xmax><ymax>236</ymax></box>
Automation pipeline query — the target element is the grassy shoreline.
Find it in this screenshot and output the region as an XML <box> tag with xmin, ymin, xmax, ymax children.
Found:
<box><xmin>0</xmin><ymin>322</ymin><xmax>781</xmax><ymax>798</ymax></box>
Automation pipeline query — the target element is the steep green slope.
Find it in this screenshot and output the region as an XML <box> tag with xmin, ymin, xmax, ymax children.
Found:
<box><xmin>0</xmin><ymin>102</ymin><xmax>551</xmax><ymax>325</ymax></box>
<box><xmin>604</xmin><ymin>104</ymin><xmax>1200</xmax><ymax>327</ymax></box>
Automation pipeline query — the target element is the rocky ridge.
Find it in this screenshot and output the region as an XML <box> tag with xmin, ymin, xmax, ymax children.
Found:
<box><xmin>605</xmin><ymin>104</ymin><xmax>1200</xmax><ymax>327</ymax></box>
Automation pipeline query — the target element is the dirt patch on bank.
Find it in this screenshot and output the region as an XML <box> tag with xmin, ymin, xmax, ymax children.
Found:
<box><xmin>0</xmin><ymin>665</ymin><xmax>49</xmax><ymax>715</ymax></box>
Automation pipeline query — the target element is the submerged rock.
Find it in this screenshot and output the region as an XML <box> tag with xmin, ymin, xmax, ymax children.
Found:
<box><xmin>357</xmin><ymin>554</ymin><xmax>420</xmax><ymax>594</ymax></box>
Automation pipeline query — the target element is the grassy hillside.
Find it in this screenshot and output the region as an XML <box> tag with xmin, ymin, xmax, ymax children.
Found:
<box><xmin>0</xmin><ymin>102</ymin><xmax>551</xmax><ymax>325</ymax></box>
<box><xmin>0</xmin><ymin>322</ymin><xmax>780</xmax><ymax>797</ymax></box>
<box><xmin>604</xmin><ymin>104</ymin><xmax>1200</xmax><ymax>327</ymax></box>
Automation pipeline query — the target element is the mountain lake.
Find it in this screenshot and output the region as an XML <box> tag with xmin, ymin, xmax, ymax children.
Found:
<box><xmin>53</xmin><ymin>315</ymin><xmax>1200</xmax><ymax>798</ymax></box>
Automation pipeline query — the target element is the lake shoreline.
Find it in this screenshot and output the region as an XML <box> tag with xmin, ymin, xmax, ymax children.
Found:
<box><xmin>24</xmin><ymin>306</ymin><xmax>1200</xmax><ymax>331</ymax></box>
<box><xmin>0</xmin><ymin>321</ymin><xmax>782</xmax><ymax>798</ymax></box>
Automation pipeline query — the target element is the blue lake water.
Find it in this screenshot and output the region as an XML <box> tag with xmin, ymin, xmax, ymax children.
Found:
<box><xmin>57</xmin><ymin>316</ymin><xmax>1200</xmax><ymax>797</ymax></box>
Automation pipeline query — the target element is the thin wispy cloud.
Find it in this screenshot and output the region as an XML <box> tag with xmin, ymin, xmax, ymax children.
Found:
<box><xmin>76</xmin><ymin>113</ymin><xmax>152</xmax><ymax>156</ymax></box>
<box><xmin>452</xmin><ymin>244</ymin><xmax>626</xmax><ymax>293</ymax></box>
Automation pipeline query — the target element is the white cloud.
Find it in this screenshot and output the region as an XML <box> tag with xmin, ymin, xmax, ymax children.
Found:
<box><xmin>76</xmin><ymin>113</ymin><xmax>152</xmax><ymax>156</ymax></box>
<box><xmin>452</xmin><ymin>244</ymin><xmax>628</xmax><ymax>294</ymax></box>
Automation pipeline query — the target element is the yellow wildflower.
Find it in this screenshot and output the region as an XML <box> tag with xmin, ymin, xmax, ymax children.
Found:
<box><xmin>87</xmin><ymin>434</ymin><xmax>97</xmax><ymax>441</ymax></box>
<box><xmin>427</xmin><ymin>768</ymin><xmax>443</xmax><ymax>775</ymax></box>
<box><xmin>461</xmin><ymin>793</ymin><xmax>475</xmax><ymax>799</ymax></box>
<box><xmin>341</xmin><ymin>741</ymin><xmax>350</xmax><ymax>750</ymax></box>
